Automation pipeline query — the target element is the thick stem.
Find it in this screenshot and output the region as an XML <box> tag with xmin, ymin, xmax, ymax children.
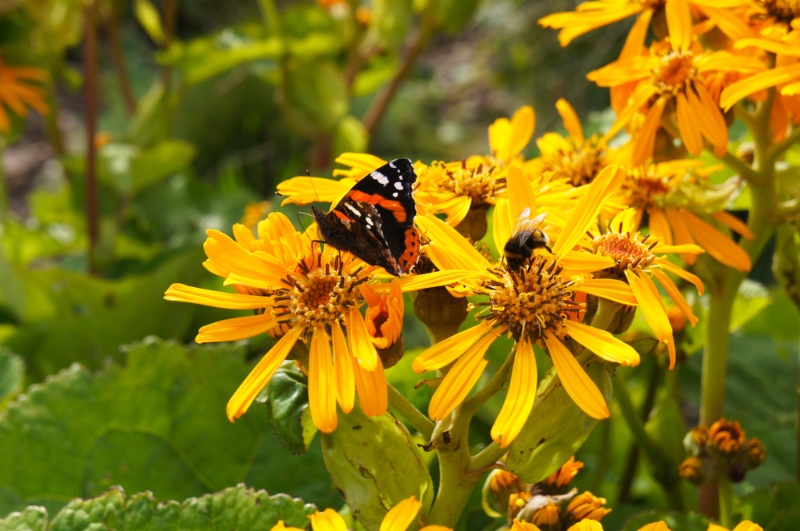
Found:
<box><xmin>84</xmin><ymin>1</ymin><xmax>100</xmax><ymax>275</ymax></box>
<box><xmin>718</xmin><ymin>477</ymin><xmax>734</xmax><ymax>528</ymax></box>
<box><xmin>426</xmin><ymin>431</ymin><xmax>481</xmax><ymax>527</ymax></box>
<box><xmin>387</xmin><ymin>384</ymin><xmax>434</xmax><ymax>440</ymax></box>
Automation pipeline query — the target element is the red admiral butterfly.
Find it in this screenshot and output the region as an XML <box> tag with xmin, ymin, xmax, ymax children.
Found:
<box><xmin>312</xmin><ymin>158</ymin><xmax>420</xmax><ymax>276</ymax></box>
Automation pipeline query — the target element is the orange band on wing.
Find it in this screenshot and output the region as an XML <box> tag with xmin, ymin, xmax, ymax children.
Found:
<box><xmin>398</xmin><ymin>228</ymin><xmax>420</xmax><ymax>272</ymax></box>
<box><xmin>349</xmin><ymin>191</ymin><xmax>408</xmax><ymax>223</ymax></box>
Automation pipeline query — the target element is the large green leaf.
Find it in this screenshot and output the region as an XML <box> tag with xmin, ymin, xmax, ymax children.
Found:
<box><xmin>1</xmin><ymin>248</ymin><xmax>211</xmax><ymax>380</ymax></box>
<box><xmin>260</xmin><ymin>360</ymin><xmax>316</xmax><ymax>455</ymax></box>
<box><xmin>505</xmin><ymin>360</ymin><xmax>611</xmax><ymax>483</ymax></box>
<box><xmin>0</xmin><ymin>340</ymin><xmax>339</xmax><ymax>516</ymax></box>
<box><xmin>739</xmin><ymin>482</ymin><xmax>800</xmax><ymax>530</ymax></box>
<box><xmin>0</xmin><ymin>349</ymin><xmax>23</xmax><ymax>407</ymax></box>
<box><xmin>0</xmin><ymin>485</ymin><xmax>315</xmax><ymax>531</ymax></box>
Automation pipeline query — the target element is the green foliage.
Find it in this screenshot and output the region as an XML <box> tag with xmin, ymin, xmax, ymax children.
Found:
<box><xmin>0</xmin><ymin>350</ymin><xmax>24</xmax><ymax>406</ymax></box>
<box><xmin>0</xmin><ymin>340</ymin><xmax>340</xmax><ymax>516</ymax></box>
<box><xmin>739</xmin><ymin>483</ymin><xmax>800</xmax><ymax>530</ymax></box>
<box><xmin>321</xmin><ymin>407</ymin><xmax>434</xmax><ymax>530</ymax></box>
<box><xmin>0</xmin><ymin>485</ymin><xmax>315</xmax><ymax>531</ymax></box>
<box><xmin>260</xmin><ymin>360</ymin><xmax>316</xmax><ymax>455</ymax></box>
<box><xmin>506</xmin><ymin>361</ymin><xmax>611</xmax><ymax>483</ymax></box>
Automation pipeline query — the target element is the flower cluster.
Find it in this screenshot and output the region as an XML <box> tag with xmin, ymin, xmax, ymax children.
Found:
<box><xmin>680</xmin><ymin>418</ymin><xmax>767</xmax><ymax>484</ymax></box>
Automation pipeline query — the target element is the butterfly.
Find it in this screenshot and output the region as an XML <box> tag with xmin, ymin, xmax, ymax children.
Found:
<box><xmin>503</xmin><ymin>208</ymin><xmax>551</xmax><ymax>271</ymax></box>
<box><xmin>312</xmin><ymin>158</ymin><xmax>420</xmax><ymax>276</ymax></box>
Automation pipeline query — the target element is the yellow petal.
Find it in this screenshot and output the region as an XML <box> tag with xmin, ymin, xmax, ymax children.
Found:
<box><xmin>577</xmin><ymin>278</ymin><xmax>638</xmax><ymax>306</ymax></box>
<box><xmin>647</xmin><ymin>208</ymin><xmax>673</xmax><ymax>245</ymax></box>
<box><xmin>428</xmin><ymin>331</ymin><xmax>496</xmax><ymax>421</ymax></box>
<box><xmin>552</xmin><ymin>164</ymin><xmax>625</xmax><ymax>255</ymax></box>
<box><xmin>712</xmin><ymin>210</ymin><xmax>753</xmax><ymax>239</ymax></box>
<box><xmin>566</xmin><ymin>521</ymin><xmax>603</xmax><ymax>531</ymax></box>
<box><xmin>650</xmin><ymin>267</ymin><xmax>699</xmax><ymax>326</ymax></box>
<box><xmin>559</xmin><ymin>250</ymin><xmax>615</xmax><ymax>275</ymax></box>
<box><xmin>346</xmin><ymin>307</ymin><xmax>379</xmax><ymax>371</ymax></box>
<box><xmin>721</xmin><ymin>64</ymin><xmax>800</xmax><ymax>110</ymax></box>
<box><xmin>544</xmin><ymin>333</ymin><xmax>609</xmax><ymax>419</ymax></box>
<box><xmin>276</xmin><ymin>176</ymin><xmax>355</xmax><ymax>206</ymax></box>
<box><xmin>508</xmin><ymin>165</ymin><xmax>540</xmax><ymax>242</ymax></box>
<box><xmin>493</xmin><ymin>199</ymin><xmax>514</xmax><ymax>254</ymax></box>
<box><xmin>491</xmin><ymin>338</ymin><xmax>538</xmax><ymax>448</ymax></box>
<box><xmin>564</xmin><ymin>320</ymin><xmax>640</xmax><ymax>366</ymax></box>
<box><xmin>379</xmin><ymin>496</ymin><xmax>420</xmax><ymax>531</ymax></box>
<box><xmin>309</xmin><ymin>328</ymin><xmax>338</xmax><ymax>433</ymax></box>
<box><xmin>353</xmin><ymin>354</ymin><xmax>388</xmax><ymax>417</ymax></box>
<box><xmin>413</xmin><ymin>322</ymin><xmax>495</xmax><ymax>373</ymax></box>
<box><xmin>632</xmin><ymin>98</ymin><xmax>667</xmax><ymax>166</ymax></box>
<box><xmin>665</xmin><ymin>0</ymin><xmax>692</xmax><ymax>53</ymax></box>
<box><xmin>731</xmin><ymin>521</ymin><xmax>764</xmax><ymax>531</ymax></box>
<box><xmin>556</xmin><ymin>98</ymin><xmax>583</xmax><ymax>144</ymax></box>
<box><xmin>164</xmin><ymin>283</ymin><xmax>268</xmax><ymax>309</ymax></box>
<box><xmin>676</xmin><ymin>91</ymin><xmax>703</xmax><ymax>155</ymax></box>
<box><xmin>625</xmin><ymin>270</ymin><xmax>675</xmax><ymax>369</ymax></box>
<box><xmin>398</xmin><ymin>270</ymin><xmax>482</xmax><ymax>293</ymax></box>
<box><xmin>226</xmin><ymin>326</ymin><xmax>303</xmax><ymax>421</ymax></box>
<box><xmin>676</xmin><ymin>210</ymin><xmax>752</xmax><ymax>271</ymax></box>
<box><xmin>332</xmin><ymin>322</ymin><xmax>355</xmax><ymax>413</ymax></box>
<box><xmin>416</xmin><ymin>214</ymin><xmax>492</xmax><ymax>271</ymax></box>
<box><xmin>309</xmin><ymin>508</ymin><xmax>348</xmax><ymax>531</ymax></box>
<box><xmin>658</xmin><ymin>259</ymin><xmax>705</xmax><ymax>296</ymax></box>
<box><xmin>196</xmin><ymin>313</ymin><xmax>280</xmax><ymax>343</ymax></box>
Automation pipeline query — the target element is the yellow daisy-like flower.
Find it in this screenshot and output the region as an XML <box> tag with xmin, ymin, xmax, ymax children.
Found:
<box><xmin>361</xmin><ymin>278</ymin><xmax>404</xmax><ymax>350</ymax></box>
<box><xmin>615</xmin><ymin>160</ymin><xmax>753</xmax><ymax>271</ymax></box>
<box><xmin>707</xmin><ymin>521</ymin><xmax>764</xmax><ymax>531</ymax></box>
<box><xmin>720</xmin><ymin>18</ymin><xmax>800</xmax><ymax>115</ymax></box>
<box><xmin>413</xmin><ymin>106</ymin><xmax>536</xmax><ymax>227</ymax></box>
<box><xmin>272</xmin><ymin>496</ymin><xmax>451</xmax><ymax>531</ymax></box>
<box><xmin>164</xmin><ymin>212</ymin><xmax>393</xmax><ymax>433</ymax></box>
<box><xmin>541</xmin><ymin>456</ymin><xmax>585</xmax><ymax>490</ymax></box>
<box><xmin>413</xmin><ymin>164</ymin><xmax>641</xmax><ymax>447</ymax></box>
<box><xmin>539</xmin><ymin>0</ymin><xmax>750</xmax><ymax>47</ymax></box>
<box><xmin>0</xmin><ymin>59</ymin><xmax>49</xmax><ymax>133</ymax></box>
<box><xmin>533</xmin><ymin>99</ymin><xmax>616</xmax><ymax>188</ymax></box>
<box><xmin>586</xmin><ymin>2</ymin><xmax>764</xmax><ymax>164</ymax></box>
<box><xmin>587</xmin><ymin>208</ymin><xmax>705</xmax><ymax>368</ymax></box>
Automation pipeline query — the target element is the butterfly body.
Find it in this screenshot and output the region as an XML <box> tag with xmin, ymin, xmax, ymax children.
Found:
<box><xmin>313</xmin><ymin>159</ymin><xmax>420</xmax><ymax>276</ymax></box>
<box><xmin>503</xmin><ymin>209</ymin><xmax>551</xmax><ymax>271</ymax></box>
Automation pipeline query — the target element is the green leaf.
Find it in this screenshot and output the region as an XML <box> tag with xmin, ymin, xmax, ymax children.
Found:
<box><xmin>739</xmin><ymin>482</ymin><xmax>800</xmax><ymax>530</ymax></box>
<box><xmin>0</xmin><ymin>349</ymin><xmax>24</xmax><ymax>407</ymax></box>
<box><xmin>425</xmin><ymin>0</ymin><xmax>481</xmax><ymax>33</ymax></box>
<box><xmin>159</xmin><ymin>30</ymin><xmax>283</xmax><ymax>86</ymax></box>
<box><xmin>0</xmin><ymin>505</ymin><xmax>48</xmax><ymax>531</ymax></box>
<box><xmin>129</xmin><ymin>141</ymin><xmax>196</xmax><ymax>195</ymax></box>
<box><xmin>333</xmin><ymin>116</ymin><xmax>369</xmax><ymax>156</ymax></box>
<box><xmin>0</xmin><ymin>485</ymin><xmax>315</xmax><ymax>531</ymax></box>
<box><xmin>133</xmin><ymin>0</ymin><xmax>166</xmax><ymax>45</ymax></box>
<box><xmin>364</xmin><ymin>0</ymin><xmax>413</xmax><ymax>50</ymax></box>
<box><xmin>0</xmin><ymin>340</ymin><xmax>340</xmax><ymax>516</ymax></box>
<box><xmin>321</xmin><ymin>408</ymin><xmax>434</xmax><ymax>530</ymax></box>
<box><xmin>2</xmin><ymin>248</ymin><xmax>210</xmax><ymax>379</ymax></box>
<box><xmin>621</xmin><ymin>510</ymin><xmax>708</xmax><ymax>531</ymax></box>
<box><xmin>505</xmin><ymin>360</ymin><xmax>611</xmax><ymax>483</ymax></box>
<box><xmin>282</xmin><ymin>60</ymin><xmax>348</xmax><ymax>136</ymax></box>
<box><xmin>259</xmin><ymin>361</ymin><xmax>317</xmax><ymax>455</ymax></box>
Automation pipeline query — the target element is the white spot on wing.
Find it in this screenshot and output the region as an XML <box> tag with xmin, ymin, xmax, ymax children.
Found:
<box><xmin>392</xmin><ymin>192</ymin><xmax>399</xmax><ymax>198</ymax></box>
<box><xmin>389</xmin><ymin>161</ymin><xmax>397</xmax><ymax>168</ymax></box>
<box><xmin>371</xmin><ymin>171</ymin><xmax>389</xmax><ymax>186</ymax></box>
<box><xmin>394</xmin><ymin>182</ymin><xmax>403</xmax><ymax>190</ymax></box>
<box><xmin>345</xmin><ymin>203</ymin><xmax>362</xmax><ymax>217</ymax></box>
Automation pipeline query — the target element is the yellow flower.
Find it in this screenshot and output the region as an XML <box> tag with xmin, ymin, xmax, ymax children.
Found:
<box><xmin>615</xmin><ymin>160</ymin><xmax>752</xmax><ymax>271</ymax></box>
<box><xmin>164</xmin><ymin>212</ymin><xmax>392</xmax><ymax>433</ymax></box>
<box><xmin>511</xmin><ymin>520</ymin><xmax>542</xmax><ymax>531</ymax></box>
<box><xmin>586</xmin><ymin>2</ymin><xmax>764</xmax><ymax>164</ymax></box>
<box><xmin>240</xmin><ymin>201</ymin><xmax>271</xmax><ymax>230</ymax></box>
<box><xmin>708</xmin><ymin>418</ymin><xmax>745</xmax><ymax>453</ymax></box>
<box><xmin>720</xmin><ymin>18</ymin><xmax>800</xmax><ymax>119</ymax></box>
<box><xmin>533</xmin><ymin>99</ymin><xmax>616</xmax><ymax>188</ymax></box>
<box><xmin>707</xmin><ymin>521</ymin><xmax>763</xmax><ymax>531</ymax></box>
<box><xmin>271</xmin><ymin>496</ymin><xmax>451</xmax><ymax>531</ymax></box>
<box><xmin>414</xmin><ymin>106</ymin><xmax>536</xmax><ymax>226</ymax></box>
<box><xmin>539</xmin><ymin>0</ymin><xmax>750</xmax><ymax>47</ymax></box>
<box><xmin>275</xmin><ymin>152</ymin><xmax>380</xmax><ymax>207</ymax></box>
<box><xmin>412</xmin><ymin>165</ymin><xmax>641</xmax><ymax>447</ymax></box>
<box><xmin>587</xmin><ymin>208</ymin><xmax>704</xmax><ymax>368</ymax></box>
<box><xmin>0</xmin><ymin>59</ymin><xmax>49</xmax><ymax>133</ymax></box>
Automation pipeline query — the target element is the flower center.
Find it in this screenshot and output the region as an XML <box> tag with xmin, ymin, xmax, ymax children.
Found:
<box><xmin>541</xmin><ymin>139</ymin><xmax>606</xmax><ymax>187</ymax></box>
<box><xmin>621</xmin><ymin>172</ymin><xmax>673</xmax><ymax>212</ymax></box>
<box><xmin>478</xmin><ymin>257</ymin><xmax>579</xmax><ymax>343</ymax></box>
<box><xmin>438</xmin><ymin>161</ymin><xmax>505</xmax><ymax>208</ymax></box>
<box><xmin>272</xmin><ymin>256</ymin><xmax>367</xmax><ymax>333</ymax></box>
<box><xmin>654</xmin><ymin>47</ymin><xmax>697</xmax><ymax>95</ymax></box>
<box><xmin>592</xmin><ymin>232</ymin><xmax>656</xmax><ymax>275</ymax></box>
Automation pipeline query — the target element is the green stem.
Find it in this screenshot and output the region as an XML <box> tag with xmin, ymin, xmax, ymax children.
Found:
<box><xmin>768</xmin><ymin>125</ymin><xmax>800</xmax><ymax>161</ymax></box>
<box><xmin>426</xmin><ymin>430</ymin><xmax>481</xmax><ymax>527</ymax></box>
<box><xmin>716</xmin><ymin>151</ymin><xmax>759</xmax><ymax>184</ymax></box>
<box><xmin>699</xmin><ymin>286</ymin><xmax>736</xmax><ymax>424</ymax></box>
<box><xmin>613</xmin><ymin>375</ymin><xmax>684</xmax><ymax>509</ymax></box>
<box><xmin>0</xmin><ymin>143</ymin><xmax>7</xmax><ymax>222</ymax></box>
<box><xmin>387</xmin><ymin>384</ymin><xmax>434</xmax><ymax>440</ymax></box>
<box><xmin>718</xmin><ymin>477</ymin><xmax>734</xmax><ymax>528</ymax></box>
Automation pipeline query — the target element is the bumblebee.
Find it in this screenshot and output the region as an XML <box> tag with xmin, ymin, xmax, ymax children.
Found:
<box><xmin>503</xmin><ymin>208</ymin><xmax>551</xmax><ymax>271</ymax></box>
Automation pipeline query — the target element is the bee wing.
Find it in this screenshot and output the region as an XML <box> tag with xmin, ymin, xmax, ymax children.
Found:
<box><xmin>511</xmin><ymin>210</ymin><xmax>548</xmax><ymax>242</ymax></box>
